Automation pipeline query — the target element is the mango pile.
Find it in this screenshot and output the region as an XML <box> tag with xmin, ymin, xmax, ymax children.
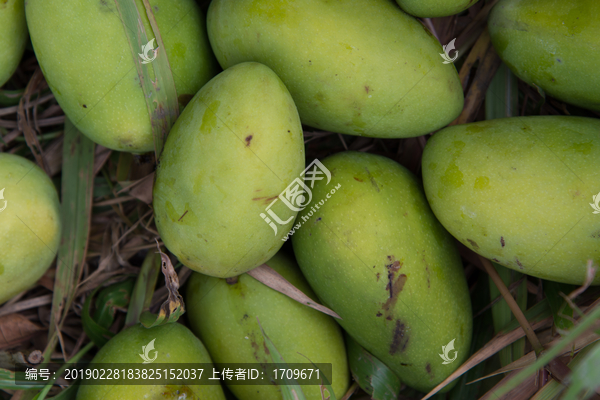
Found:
<box><xmin>1</xmin><ymin>1</ymin><xmax>598</xmax><ymax>400</ymax></box>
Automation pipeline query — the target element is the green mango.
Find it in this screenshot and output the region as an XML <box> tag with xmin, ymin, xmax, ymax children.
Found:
<box><xmin>422</xmin><ymin>116</ymin><xmax>600</xmax><ymax>285</ymax></box>
<box><xmin>207</xmin><ymin>0</ymin><xmax>463</xmax><ymax>139</ymax></box>
<box><xmin>291</xmin><ymin>151</ymin><xmax>472</xmax><ymax>393</ymax></box>
<box><xmin>0</xmin><ymin>153</ymin><xmax>61</xmax><ymax>304</ymax></box>
<box><xmin>186</xmin><ymin>251</ymin><xmax>350</xmax><ymax>400</ymax></box>
<box><xmin>26</xmin><ymin>0</ymin><xmax>218</xmax><ymax>152</ymax></box>
<box><xmin>489</xmin><ymin>0</ymin><xmax>600</xmax><ymax>111</ymax></box>
<box><xmin>395</xmin><ymin>0</ymin><xmax>479</xmax><ymax>18</ymax></box>
<box><xmin>0</xmin><ymin>0</ymin><xmax>27</xmax><ymax>87</ymax></box>
<box><xmin>76</xmin><ymin>323</ymin><xmax>225</xmax><ymax>400</ymax></box>
<box><xmin>153</xmin><ymin>62</ymin><xmax>305</xmax><ymax>278</ymax></box>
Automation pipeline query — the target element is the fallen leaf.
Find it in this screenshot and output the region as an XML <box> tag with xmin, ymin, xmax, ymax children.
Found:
<box><xmin>0</xmin><ymin>314</ymin><xmax>44</xmax><ymax>350</ymax></box>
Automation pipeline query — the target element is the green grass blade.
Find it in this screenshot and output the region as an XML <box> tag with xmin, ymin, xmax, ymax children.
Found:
<box><xmin>44</xmin><ymin>118</ymin><xmax>95</xmax><ymax>362</ymax></box>
<box><xmin>125</xmin><ymin>250</ymin><xmax>161</xmax><ymax>326</ymax></box>
<box><xmin>449</xmin><ymin>273</ymin><xmax>495</xmax><ymax>400</ymax></box>
<box><xmin>489</xmin><ymin>263</ymin><xmax>527</xmax><ymax>367</ymax></box>
<box><xmin>485</xmin><ymin>62</ymin><xmax>519</xmax><ymax>119</ymax></box>
<box><xmin>491</xmin><ymin>304</ymin><xmax>600</xmax><ymax>398</ymax></box>
<box><xmin>82</xmin><ymin>278</ymin><xmax>135</xmax><ymax>347</ymax></box>
<box><xmin>45</xmin><ymin>382</ymin><xmax>79</xmax><ymax>400</ymax></box>
<box><xmin>531</xmin><ymin>343</ymin><xmax>597</xmax><ymax>400</ymax></box>
<box><xmin>298</xmin><ymin>354</ymin><xmax>338</xmax><ymax>400</ymax></box>
<box><xmin>257</xmin><ymin>318</ymin><xmax>308</xmax><ymax>400</ymax></box>
<box><xmin>544</xmin><ymin>281</ymin><xmax>577</xmax><ymax>331</ymax></box>
<box><xmin>113</xmin><ymin>0</ymin><xmax>179</xmax><ymax>159</ymax></box>
<box><xmin>499</xmin><ymin>299</ymin><xmax>551</xmax><ymax>334</ymax></box>
<box><xmin>345</xmin><ymin>334</ymin><xmax>400</xmax><ymax>400</ymax></box>
<box><xmin>561</xmin><ymin>340</ymin><xmax>600</xmax><ymax>400</ymax></box>
<box><xmin>0</xmin><ymin>368</ymin><xmax>39</xmax><ymax>389</ymax></box>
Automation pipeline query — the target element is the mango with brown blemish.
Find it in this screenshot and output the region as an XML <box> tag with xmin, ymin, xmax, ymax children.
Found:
<box><xmin>153</xmin><ymin>62</ymin><xmax>305</xmax><ymax>278</ymax></box>
<box><xmin>422</xmin><ymin>116</ymin><xmax>600</xmax><ymax>285</ymax></box>
<box><xmin>489</xmin><ymin>0</ymin><xmax>600</xmax><ymax>111</ymax></box>
<box><xmin>25</xmin><ymin>0</ymin><xmax>218</xmax><ymax>152</ymax></box>
<box><xmin>185</xmin><ymin>251</ymin><xmax>349</xmax><ymax>400</ymax></box>
<box><xmin>75</xmin><ymin>323</ymin><xmax>225</xmax><ymax>400</ymax></box>
<box><xmin>291</xmin><ymin>151</ymin><xmax>472</xmax><ymax>393</ymax></box>
<box><xmin>206</xmin><ymin>0</ymin><xmax>463</xmax><ymax>139</ymax></box>
<box><xmin>0</xmin><ymin>153</ymin><xmax>61</xmax><ymax>305</ymax></box>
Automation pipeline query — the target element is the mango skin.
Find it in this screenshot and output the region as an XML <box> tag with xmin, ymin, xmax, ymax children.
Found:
<box><xmin>422</xmin><ymin>116</ymin><xmax>600</xmax><ymax>285</ymax></box>
<box><xmin>0</xmin><ymin>0</ymin><xmax>27</xmax><ymax>87</ymax></box>
<box><xmin>75</xmin><ymin>323</ymin><xmax>225</xmax><ymax>400</ymax></box>
<box><xmin>26</xmin><ymin>0</ymin><xmax>218</xmax><ymax>152</ymax></box>
<box><xmin>489</xmin><ymin>0</ymin><xmax>600</xmax><ymax>111</ymax></box>
<box><xmin>207</xmin><ymin>0</ymin><xmax>463</xmax><ymax>139</ymax></box>
<box><xmin>291</xmin><ymin>152</ymin><xmax>472</xmax><ymax>393</ymax></box>
<box><xmin>153</xmin><ymin>62</ymin><xmax>305</xmax><ymax>278</ymax></box>
<box><xmin>0</xmin><ymin>153</ymin><xmax>61</xmax><ymax>304</ymax></box>
<box><xmin>395</xmin><ymin>0</ymin><xmax>479</xmax><ymax>18</ymax></box>
<box><xmin>186</xmin><ymin>251</ymin><xmax>349</xmax><ymax>400</ymax></box>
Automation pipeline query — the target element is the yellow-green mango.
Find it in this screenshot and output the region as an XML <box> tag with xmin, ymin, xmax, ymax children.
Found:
<box><xmin>489</xmin><ymin>0</ymin><xmax>600</xmax><ymax>111</ymax></box>
<box><xmin>76</xmin><ymin>323</ymin><xmax>225</xmax><ymax>400</ymax></box>
<box><xmin>153</xmin><ymin>62</ymin><xmax>305</xmax><ymax>278</ymax></box>
<box><xmin>0</xmin><ymin>153</ymin><xmax>61</xmax><ymax>304</ymax></box>
<box><xmin>26</xmin><ymin>0</ymin><xmax>218</xmax><ymax>152</ymax></box>
<box><xmin>422</xmin><ymin>116</ymin><xmax>600</xmax><ymax>285</ymax></box>
<box><xmin>207</xmin><ymin>0</ymin><xmax>463</xmax><ymax>139</ymax></box>
<box><xmin>186</xmin><ymin>251</ymin><xmax>350</xmax><ymax>400</ymax></box>
<box><xmin>0</xmin><ymin>0</ymin><xmax>27</xmax><ymax>87</ymax></box>
<box><xmin>395</xmin><ymin>0</ymin><xmax>479</xmax><ymax>18</ymax></box>
<box><xmin>291</xmin><ymin>151</ymin><xmax>472</xmax><ymax>393</ymax></box>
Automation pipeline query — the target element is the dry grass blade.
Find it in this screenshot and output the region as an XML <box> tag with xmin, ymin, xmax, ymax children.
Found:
<box><xmin>17</xmin><ymin>69</ymin><xmax>50</xmax><ymax>174</ymax></box>
<box><xmin>0</xmin><ymin>314</ymin><xmax>43</xmax><ymax>351</ymax></box>
<box><xmin>455</xmin><ymin>0</ymin><xmax>501</xmax><ymax>57</ymax></box>
<box><xmin>479</xmin><ymin>368</ymin><xmax>539</xmax><ymax>400</ymax></box>
<box><xmin>481</xmin><ymin>256</ymin><xmax>543</xmax><ymax>353</ymax></box>
<box><xmin>469</xmin><ymin>328</ymin><xmax>600</xmax><ymax>385</ymax></box>
<box><xmin>117</xmin><ymin>172</ymin><xmax>154</xmax><ymax>204</ymax></box>
<box><xmin>44</xmin><ymin>119</ymin><xmax>95</xmax><ymax>362</ymax></box>
<box><xmin>451</xmin><ymin>45</ymin><xmax>502</xmax><ymax>125</ymax></box>
<box><xmin>458</xmin><ymin>28</ymin><xmax>492</xmax><ymax>91</ymax></box>
<box><xmin>421</xmin><ymin>312</ymin><xmax>553</xmax><ymax>399</ymax></box>
<box><xmin>247</xmin><ymin>264</ymin><xmax>342</xmax><ymax>319</ymax></box>
<box><xmin>490</xmin><ymin>305</ymin><xmax>600</xmax><ymax>398</ymax></box>
<box><xmin>0</xmin><ymin>295</ymin><xmax>53</xmax><ymax>318</ymax></box>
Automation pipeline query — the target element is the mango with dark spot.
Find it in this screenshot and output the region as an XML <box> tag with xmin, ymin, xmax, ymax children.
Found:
<box><xmin>26</xmin><ymin>0</ymin><xmax>218</xmax><ymax>152</ymax></box>
<box><xmin>292</xmin><ymin>152</ymin><xmax>472</xmax><ymax>392</ymax></box>
<box><xmin>0</xmin><ymin>0</ymin><xmax>27</xmax><ymax>86</ymax></box>
<box><xmin>154</xmin><ymin>62</ymin><xmax>305</xmax><ymax>278</ymax></box>
<box><xmin>422</xmin><ymin>116</ymin><xmax>600</xmax><ymax>284</ymax></box>
<box><xmin>489</xmin><ymin>0</ymin><xmax>600</xmax><ymax>111</ymax></box>
<box><xmin>395</xmin><ymin>0</ymin><xmax>479</xmax><ymax>18</ymax></box>
<box><xmin>75</xmin><ymin>324</ymin><xmax>225</xmax><ymax>400</ymax></box>
<box><xmin>207</xmin><ymin>0</ymin><xmax>463</xmax><ymax>139</ymax></box>
<box><xmin>185</xmin><ymin>251</ymin><xmax>349</xmax><ymax>400</ymax></box>
<box><xmin>0</xmin><ymin>153</ymin><xmax>61</xmax><ymax>304</ymax></box>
